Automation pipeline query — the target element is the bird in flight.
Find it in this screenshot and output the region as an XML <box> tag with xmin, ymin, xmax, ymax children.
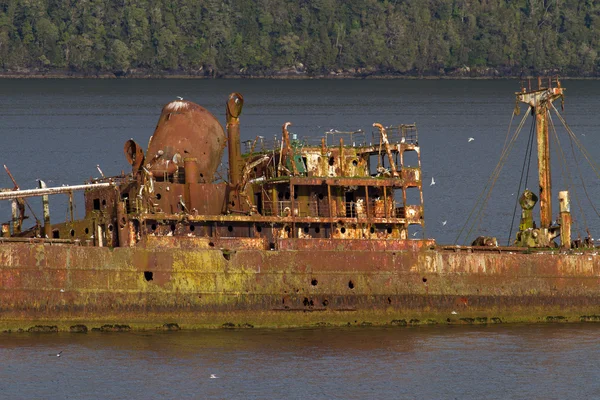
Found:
<box><xmin>177</xmin><ymin>96</ymin><xmax>183</xmax><ymax>100</ymax></box>
<box><xmin>430</xmin><ymin>177</ymin><xmax>435</xmax><ymax>186</ymax></box>
<box><xmin>210</xmin><ymin>374</ymin><xmax>219</xmax><ymax>379</ymax></box>
<box><xmin>468</xmin><ymin>137</ymin><xmax>475</xmax><ymax>142</ymax></box>
<box><xmin>442</xmin><ymin>220</ymin><xmax>447</xmax><ymax>226</ymax></box>
<box><xmin>56</xmin><ymin>351</ymin><xmax>63</xmax><ymax>357</ymax></box>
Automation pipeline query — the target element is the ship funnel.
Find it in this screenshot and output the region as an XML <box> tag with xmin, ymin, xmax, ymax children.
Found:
<box><xmin>226</xmin><ymin>93</ymin><xmax>244</xmax><ymax>187</ymax></box>
<box><xmin>146</xmin><ymin>100</ymin><xmax>226</xmax><ymax>183</ymax></box>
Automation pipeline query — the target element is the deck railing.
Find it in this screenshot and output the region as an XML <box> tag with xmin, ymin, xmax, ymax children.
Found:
<box><xmin>242</xmin><ymin>124</ymin><xmax>418</xmax><ymax>155</ymax></box>
<box><xmin>260</xmin><ymin>199</ymin><xmax>405</xmax><ymax>219</ymax></box>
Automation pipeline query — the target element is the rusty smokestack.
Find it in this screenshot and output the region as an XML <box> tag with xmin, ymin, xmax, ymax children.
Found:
<box><xmin>226</xmin><ymin>93</ymin><xmax>244</xmax><ymax>187</ymax></box>
<box><xmin>184</xmin><ymin>157</ymin><xmax>198</xmax><ymax>209</ymax></box>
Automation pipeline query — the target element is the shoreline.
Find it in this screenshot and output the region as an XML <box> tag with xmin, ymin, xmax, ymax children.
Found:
<box><xmin>1</xmin><ymin>71</ymin><xmax>599</xmax><ymax>80</ymax></box>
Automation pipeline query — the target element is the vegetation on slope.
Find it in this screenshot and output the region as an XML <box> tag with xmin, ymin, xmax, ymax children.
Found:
<box><xmin>0</xmin><ymin>0</ymin><xmax>598</xmax><ymax>77</ymax></box>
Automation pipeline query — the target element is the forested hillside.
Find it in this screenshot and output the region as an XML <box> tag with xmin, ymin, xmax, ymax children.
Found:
<box><xmin>0</xmin><ymin>0</ymin><xmax>598</xmax><ymax>77</ymax></box>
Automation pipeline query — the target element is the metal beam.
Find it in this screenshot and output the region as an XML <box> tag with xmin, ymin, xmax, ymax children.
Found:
<box><xmin>0</xmin><ymin>183</ymin><xmax>114</xmax><ymax>200</ymax></box>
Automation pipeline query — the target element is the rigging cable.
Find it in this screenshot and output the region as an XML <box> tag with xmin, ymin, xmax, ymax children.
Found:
<box><xmin>551</xmin><ymin>111</ymin><xmax>595</xmax><ymax>235</ymax></box>
<box><xmin>551</xmin><ymin>104</ymin><xmax>600</xmax><ymax>180</ymax></box>
<box><xmin>548</xmin><ymin>112</ymin><xmax>583</xmax><ymax>235</ymax></box>
<box><xmin>551</xmin><ymin>103</ymin><xmax>600</xmax><ymax>220</ymax></box>
<box><xmin>507</xmin><ymin>110</ymin><xmax>536</xmax><ymax>245</ymax></box>
<box><xmin>455</xmin><ymin>109</ymin><xmax>529</xmax><ymax>244</ymax></box>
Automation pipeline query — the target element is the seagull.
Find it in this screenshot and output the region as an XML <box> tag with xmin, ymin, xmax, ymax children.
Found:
<box><xmin>56</xmin><ymin>351</ymin><xmax>63</xmax><ymax>357</ymax></box>
<box><xmin>210</xmin><ymin>374</ymin><xmax>218</xmax><ymax>379</ymax></box>
<box><xmin>177</xmin><ymin>96</ymin><xmax>183</xmax><ymax>100</ymax></box>
<box><xmin>430</xmin><ymin>177</ymin><xmax>435</xmax><ymax>186</ymax></box>
<box><xmin>60</xmin><ymin>289</ymin><xmax>65</xmax><ymax>293</ymax></box>
<box><xmin>468</xmin><ymin>137</ymin><xmax>475</xmax><ymax>142</ymax></box>
<box><xmin>442</xmin><ymin>220</ymin><xmax>447</xmax><ymax>226</ymax></box>
<box><xmin>451</xmin><ymin>311</ymin><xmax>457</xmax><ymax>315</ymax></box>
<box><xmin>412</xmin><ymin>232</ymin><xmax>418</xmax><ymax>237</ymax></box>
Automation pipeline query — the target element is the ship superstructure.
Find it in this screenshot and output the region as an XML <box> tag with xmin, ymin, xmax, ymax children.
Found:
<box><xmin>0</xmin><ymin>93</ymin><xmax>426</xmax><ymax>251</ymax></box>
<box><xmin>1</xmin><ymin>81</ymin><xmax>600</xmax><ymax>332</ymax></box>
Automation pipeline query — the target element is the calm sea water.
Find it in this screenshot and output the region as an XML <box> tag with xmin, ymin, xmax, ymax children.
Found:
<box><xmin>2</xmin><ymin>324</ymin><xmax>600</xmax><ymax>399</ymax></box>
<box><xmin>1</xmin><ymin>79</ymin><xmax>600</xmax><ymax>398</ymax></box>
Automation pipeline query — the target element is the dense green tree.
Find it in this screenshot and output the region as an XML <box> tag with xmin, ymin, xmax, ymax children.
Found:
<box><xmin>0</xmin><ymin>0</ymin><xmax>599</xmax><ymax>77</ymax></box>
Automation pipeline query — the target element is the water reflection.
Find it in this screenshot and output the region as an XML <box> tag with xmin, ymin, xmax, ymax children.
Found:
<box><xmin>1</xmin><ymin>324</ymin><xmax>600</xmax><ymax>399</ymax></box>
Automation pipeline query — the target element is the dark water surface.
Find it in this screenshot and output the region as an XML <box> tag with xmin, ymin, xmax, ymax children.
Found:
<box><xmin>1</xmin><ymin>324</ymin><xmax>600</xmax><ymax>399</ymax></box>
<box><xmin>2</xmin><ymin>79</ymin><xmax>600</xmax><ymax>398</ymax></box>
<box><xmin>1</xmin><ymin>79</ymin><xmax>600</xmax><ymax>244</ymax></box>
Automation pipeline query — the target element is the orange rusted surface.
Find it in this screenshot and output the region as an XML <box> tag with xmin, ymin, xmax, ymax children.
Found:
<box><xmin>1</xmin><ymin>83</ymin><xmax>600</xmax><ymax>331</ymax></box>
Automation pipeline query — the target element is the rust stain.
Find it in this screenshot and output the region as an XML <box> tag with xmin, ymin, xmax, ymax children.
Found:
<box><xmin>0</xmin><ymin>82</ymin><xmax>598</xmax><ymax>330</ymax></box>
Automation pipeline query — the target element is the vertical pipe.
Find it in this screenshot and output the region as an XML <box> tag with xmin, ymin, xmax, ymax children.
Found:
<box><xmin>184</xmin><ymin>157</ymin><xmax>199</xmax><ymax>184</ymax></box>
<box><xmin>184</xmin><ymin>157</ymin><xmax>198</xmax><ymax>210</ymax></box>
<box><xmin>68</xmin><ymin>192</ymin><xmax>74</xmax><ymax>222</ymax></box>
<box><xmin>365</xmin><ymin>185</ymin><xmax>370</xmax><ymax>218</ymax></box>
<box><xmin>271</xmin><ymin>187</ymin><xmax>278</xmax><ymax>216</ymax></box>
<box><xmin>38</xmin><ymin>180</ymin><xmax>51</xmax><ymax>238</ymax></box>
<box><xmin>559</xmin><ymin>191</ymin><xmax>571</xmax><ymax>249</ymax></box>
<box><xmin>365</xmin><ymin>185</ymin><xmax>370</xmax><ymax>236</ymax></box>
<box><xmin>226</xmin><ymin>93</ymin><xmax>244</xmax><ymax>187</ymax></box>
<box><xmin>290</xmin><ymin>183</ymin><xmax>295</xmax><ymax>237</ymax></box>
<box><xmin>11</xmin><ymin>199</ymin><xmax>19</xmax><ymax>235</ymax></box>
<box><xmin>117</xmin><ymin>201</ymin><xmax>128</xmax><ymax>247</ymax></box>
<box><xmin>339</xmin><ymin>138</ymin><xmax>344</xmax><ymax>176</ymax></box>
<box><xmin>383</xmin><ymin>186</ymin><xmax>388</xmax><ymax>218</ymax></box>
<box><xmin>327</xmin><ymin>184</ymin><xmax>334</xmax><ymax>236</ymax></box>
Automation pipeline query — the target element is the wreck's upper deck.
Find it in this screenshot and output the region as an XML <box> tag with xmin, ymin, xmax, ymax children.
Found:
<box><xmin>242</xmin><ymin>124</ymin><xmax>419</xmax><ymax>156</ymax></box>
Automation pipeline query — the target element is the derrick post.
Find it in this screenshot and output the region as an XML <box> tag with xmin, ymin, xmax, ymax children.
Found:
<box><xmin>535</xmin><ymin>102</ymin><xmax>552</xmax><ymax>228</ymax></box>
<box><xmin>516</xmin><ymin>79</ymin><xmax>564</xmax><ymax>229</ymax></box>
<box><xmin>559</xmin><ymin>191</ymin><xmax>571</xmax><ymax>249</ymax></box>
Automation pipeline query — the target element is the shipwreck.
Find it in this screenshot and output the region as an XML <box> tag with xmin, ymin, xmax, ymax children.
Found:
<box><xmin>1</xmin><ymin>78</ymin><xmax>600</xmax><ymax>331</ymax></box>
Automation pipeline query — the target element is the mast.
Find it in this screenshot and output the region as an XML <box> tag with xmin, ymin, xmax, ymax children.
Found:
<box><xmin>516</xmin><ymin>77</ymin><xmax>564</xmax><ymax>229</ymax></box>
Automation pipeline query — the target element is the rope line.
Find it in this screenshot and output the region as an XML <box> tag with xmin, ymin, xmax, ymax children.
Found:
<box><xmin>455</xmin><ymin>109</ymin><xmax>530</xmax><ymax>244</ymax></box>
<box><xmin>507</xmin><ymin>114</ymin><xmax>536</xmax><ymax>245</ymax></box>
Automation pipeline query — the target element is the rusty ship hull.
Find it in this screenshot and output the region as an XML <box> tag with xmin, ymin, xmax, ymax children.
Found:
<box><xmin>2</xmin><ymin>237</ymin><xmax>600</xmax><ymax>331</ymax></box>
<box><xmin>3</xmin><ymin>80</ymin><xmax>600</xmax><ymax>332</ymax></box>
